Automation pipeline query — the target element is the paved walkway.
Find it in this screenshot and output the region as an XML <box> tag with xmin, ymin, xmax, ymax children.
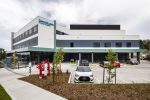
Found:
<box><xmin>0</xmin><ymin>67</ymin><xmax>67</xmax><ymax>100</ymax></box>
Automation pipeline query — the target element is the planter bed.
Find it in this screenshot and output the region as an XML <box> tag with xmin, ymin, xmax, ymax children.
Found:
<box><xmin>20</xmin><ymin>73</ymin><xmax>150</xmax><ymax>100</ymax></box>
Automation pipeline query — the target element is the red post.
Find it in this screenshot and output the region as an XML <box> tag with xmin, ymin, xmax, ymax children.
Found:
<box><xmin>37</xmin><ymin>61</ymin><xmax>45</xmax><ymax>79</ymax></box>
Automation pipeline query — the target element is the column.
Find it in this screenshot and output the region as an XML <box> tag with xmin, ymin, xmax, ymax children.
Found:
<box><xmin>125</xmin><ymin>53</ymin><xmax>129</xmax><ymax>60</ymax></box>
<box><xmin>91</xmin><ymin>53</ymin><xmax>94</xmax><ymax>63</ymax></box>
<box><xmin>79</xmin><ymin>53</ymin><xmax>81</xmax><ymax>61</ymax></box>
<box><xmin>127</xmin><ymin>53</ymin><xmax>129</xmax><ymax>59</ymax></box>
<box><xmin>29</xmin><ymin>52</ymin><xmax>32</xmax><ymax>75</ymax></box>
<box><xmin>131</xmin><ymin>53</ymin><xmax>134</xmax><ymax>58</ymax></box>
<box><xmin>38</xmin><ymin>54</ymin><xmax>40</xmax><ymax>63</ymax></box>
<box><xmin>137</xmin><ymin>52</ymin><xmax>140</xmax><ymax>63</ymax></box>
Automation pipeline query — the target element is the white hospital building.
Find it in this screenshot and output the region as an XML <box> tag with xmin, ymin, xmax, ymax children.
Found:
<box><xmin>7</xmin><ymin>16</ymin><xmax>146</xmax><ymax>64</ymax></box>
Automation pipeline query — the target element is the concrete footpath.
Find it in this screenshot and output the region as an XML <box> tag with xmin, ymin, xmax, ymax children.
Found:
<box><xmin>0</xmin><ymin>68</ymin><xmax>67</xmax><ymax>100</ymax></box>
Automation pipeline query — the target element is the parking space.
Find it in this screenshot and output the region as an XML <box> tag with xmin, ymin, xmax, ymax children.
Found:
<box><xmin>63</xmin><ymin>61</ymin><xmax>150</xmax><ymax>84</ymax></box>
<box><xmin>116</xmin><ymin>62</ymin><xmax>150</xmax><ymax>83</ymax></box>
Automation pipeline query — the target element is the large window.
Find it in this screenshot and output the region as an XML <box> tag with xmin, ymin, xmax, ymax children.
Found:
<box><xmin>34</xmin><ymin>25</ymin><xmax>38</xmax><ymax>32</ymax></box>
<box><xmin>13</xmin><ymin>37</ymin><xmax>38</xmax><ymax>49</ymax></box>
<box><xmin>27</xmin><ymin>30</ymin><xmax>30</xmax><ymax>35</ymax></box>
<box><xmin>116</xmin><ymin>42</ymin><xmax>122</xmax><ymax>47</ymax></box>
<box><xmin>126</xmin><ymin>42</ymin><xmax>131</xmax><ymax>47</ymax></box>
<box><xmin>104</xmin><ymin>42</ymin><xmax>111</xmax><ymax>47</ymax></box>
<box><xmin>70</xmin><ymin>42</ymin><xmax>74</xmax><ymax>47</ymax></box>
<box><xmin>25</xmin><ymin>32</ymin><xmax>27</xmax><ymax>36</ymax></box>
<box><xmin>13</xmin><ymin>25</ymin><xmax>38</xmax><ymax>43</ymax></box>
<box><xmin>29</xmin><ymin>29</ymin><xmax>32</xmax><ymax>34</ymax></box>
<box><xmin>93</xmin><ymin>42</ymin><xmax>100</xmax><ymax>47</ymax></box>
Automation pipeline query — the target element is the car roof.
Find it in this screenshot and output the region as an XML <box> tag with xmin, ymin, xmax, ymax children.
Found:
<box><xmin>77</xmin><ymin>66</ymin><xmax>90</xmax><ymax>67</ymax></box>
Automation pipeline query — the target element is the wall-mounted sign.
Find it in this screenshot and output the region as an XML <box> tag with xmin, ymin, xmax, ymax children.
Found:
<box><xmin>39</xmin><ymin>19</ymin><xmax>54</xmax><ymax>27</ymax></box>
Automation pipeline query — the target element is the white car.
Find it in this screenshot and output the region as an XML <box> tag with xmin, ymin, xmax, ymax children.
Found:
<box><xmin>74</xmin><ymin>66</ymin><xmax>94</xmax><ymax>83</ymax></box>
<box><xmin>130</xmin><ymin>58</ymin><xmax>139</xmax><ymax>65</ymax></box>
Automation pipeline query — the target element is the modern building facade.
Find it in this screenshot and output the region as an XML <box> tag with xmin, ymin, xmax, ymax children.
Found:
<box><xmin>7</xmin><ymin>16</ymin><xmax>146</xmax><ymax>64</ymax></box>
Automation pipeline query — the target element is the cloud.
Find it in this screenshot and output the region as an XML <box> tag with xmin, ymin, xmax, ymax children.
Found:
<box><xmin>0</xmin><ymin>0</ymin><xmax>150</xmax><ymax>50</ymax></box>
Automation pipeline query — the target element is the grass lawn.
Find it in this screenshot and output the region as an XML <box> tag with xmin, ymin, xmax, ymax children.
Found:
<box><xmin>0</xmin><ymin>84</ymin><xmax>11</xmax><ymax>100</ymax></box>
<box><xmin>20</xmin><ymin>74</ymin><xmax>150</xmax><ymax>100</ymax></box>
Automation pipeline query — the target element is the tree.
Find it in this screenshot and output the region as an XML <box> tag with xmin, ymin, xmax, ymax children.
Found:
<box><xmin>52</xmin><ymin>47</ymin><xmax>64</xmax><ymax>83</ymax></box>
<box><xmin>140</xmin><ymin>39</ymin><xmax>150</xmax><ymax>60</ymax></box>
<box><xmin>0</xmin><ymin>48</ymin><xmax>6</xmax><ymax>61</ymax></box>
<box><xmin>105</xmin><ymin>49</ymin><xmax>117</xmax><ymax>84</ymax></box>
<box><xmin>140</xmin><ymin>39</ymin><xmax>150</xmax><ymax>51</ymax></box>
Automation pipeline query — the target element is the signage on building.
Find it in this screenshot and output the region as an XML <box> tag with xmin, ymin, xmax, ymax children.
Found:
<box><xmin>39</xmin><ymin>19</ymin><xmax>54</xmax><ymax>27</ymax></box>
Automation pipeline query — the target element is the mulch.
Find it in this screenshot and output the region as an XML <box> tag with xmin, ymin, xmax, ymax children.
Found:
<box><xmin>20</xmin><ymin>73</ymin><xmax>150</xmax><ymax>100</ymax></box>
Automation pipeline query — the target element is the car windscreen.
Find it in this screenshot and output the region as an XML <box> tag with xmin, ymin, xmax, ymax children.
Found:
<box><xmin>131</xmin><ymin>59</ymin><xmax>137</xmax><ymax>61</ymax></box>
<box><xmin>76</xmin><ymin>67</ymin><xmax>91</xmax><ymax>72</ymax></box>
<box><xmin>82</xmin><ymin>60</ymin><xmax>88</xmax><ymax>63</ymax></box>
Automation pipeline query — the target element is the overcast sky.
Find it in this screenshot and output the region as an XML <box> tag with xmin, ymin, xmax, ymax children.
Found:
<box><xmin>0</xmin><ymin>0</ymin><xmax>150</xmax><ymax>50</ymax></box>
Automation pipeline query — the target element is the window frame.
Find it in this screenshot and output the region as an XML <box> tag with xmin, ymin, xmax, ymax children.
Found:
<box><xmin>104</xmin><ymin>42</ymin><xmax>111</xmax><ymax>47</ymax></box>
<box><xmin>126</xmin><ymin>42</ymin><xmax>131</xmax><ymax>47</ymax></box>
<box><xmin>93</xmin><ymin>42</ymin><xmax>100</xmax><ymax>47</ymax></box>
<box><xmin>116</xmin><ymin>42</ymin><xmax>122</xmax><ymax>47</ymax></box>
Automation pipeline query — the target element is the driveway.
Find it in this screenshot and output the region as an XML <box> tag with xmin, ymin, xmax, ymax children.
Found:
<box><xmin>2</xmin><ymin>61</ymin><xmax>150</xmax><ymax>84</ymax></box>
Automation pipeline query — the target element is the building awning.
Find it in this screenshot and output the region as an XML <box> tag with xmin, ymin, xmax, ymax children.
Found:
<box><xmin>7</xmin><ymin>47</ymin><xmax>147</xmax><ymax>54</ymax></box>
<box><xmin>6</xmin><ymin>47</ymin><xmax>54</xmax><ymax>53</ymax></box>
<box><xmin>61</xmin><ymin>48</ymin><xmax>147</xmax><ymax>53</ymax></box>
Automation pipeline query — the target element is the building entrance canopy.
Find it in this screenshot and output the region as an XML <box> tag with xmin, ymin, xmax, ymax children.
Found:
<box><xmin>7</xmin><ymin>47</ymin><xmax>147</xmax><ymax>53</ymax></box>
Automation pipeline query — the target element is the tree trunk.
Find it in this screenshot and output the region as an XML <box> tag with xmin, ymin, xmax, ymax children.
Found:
<box><xmin>108</xmin><ymin>69</ymin><xmax>111</xmax><ymax>84</ymax></box>
<box><xmin>115</xmin><ymin>68</ymin><xmax>116</xmax><ymax>84</ymax></box>
<box><xmin>103</xmin><ymin>68</ymin><xmax>105</xmax><ymax>84</ymax></box>
<box><xmin>52</xmin><ymin>64</ymin><xmax>55</xmax><ymax>83</ymax></box>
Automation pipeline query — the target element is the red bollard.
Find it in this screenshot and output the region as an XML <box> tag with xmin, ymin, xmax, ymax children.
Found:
<box><xmin>37</xmin><ymin>62</ymin><xmax>45</xmax><ymax>79</ymax></box>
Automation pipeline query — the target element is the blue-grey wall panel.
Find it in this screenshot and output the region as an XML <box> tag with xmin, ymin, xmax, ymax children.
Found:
<box><xmin>56</xmin><ymin>40</ymin><xmax>139</xmax><ymax>47</ymax></box>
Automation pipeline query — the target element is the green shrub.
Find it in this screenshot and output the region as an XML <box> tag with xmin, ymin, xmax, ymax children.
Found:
<box><xmin>147</xmin><ymin>55</ymin><xmax>150</xmax><ymax>61</ymax></box>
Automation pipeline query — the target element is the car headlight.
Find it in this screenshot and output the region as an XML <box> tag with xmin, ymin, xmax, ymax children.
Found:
<box><xmin>75</xmin><ymin>73</ymin><xmax>79</xmax><ymax>77</ymax></box>
<box><xmin>90</xmin><ymin>74</ymin><xmax>93</xmax><ymax>77</ymax></box>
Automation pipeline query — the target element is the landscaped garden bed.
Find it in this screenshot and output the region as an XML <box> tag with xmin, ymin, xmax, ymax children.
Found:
<box><xmin>20</xmin><ymin>73</ymin><xmax>150</xmax><ymax>100</ymax></box>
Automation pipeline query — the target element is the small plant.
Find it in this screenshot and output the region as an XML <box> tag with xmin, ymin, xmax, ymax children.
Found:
<box><xmin>13</xmin><ymin>51</ymin><xmax>17</xmax><ymax>66</ymax></box>
<box><xmin>105</xmin><ymin>49</ymin><xmax>117</xmax><ymax>84</ymax></box>
<box><xmin>0</xmin><ymin>48</ymin><xmax>6</xmax><ymax>61</ymax></box>
<box><xmin>52</xmin><ymin>47</ymin><xmax>65</xmax><ymax>83</ymax></box>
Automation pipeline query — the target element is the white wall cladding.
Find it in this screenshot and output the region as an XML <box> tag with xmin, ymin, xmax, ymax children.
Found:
<box><xmin>56</xmin><ymin>34</ymin><xmax>139</xmax><ymax>40</ymax></box>
<box><xmin>38</xmin><ymin>18</ymin><xmax>55</xmax><ymax>48</ymax></box>
<box><xmin>56</xmin><ymin>25</ymin><xmax>126</xmax><ymax>36</ymax></box>
<box><xmin>14</xmin><ymin>16</ymin><xmax>40</xmax><ymax>38</ymax></box>
<box><xmin>56</xmin><ymin>25</ymin><xmax>139</xmax><ymax>40</ymax></box>
<box><xmin>12</xmin><ymin>16</ymin><xmax>140</xmax><ymax>50</ymax></box>
<box><xmin>12</xmin><ymin>16</ymin><xmax>55</xmax><ymax>49</ymax></box>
